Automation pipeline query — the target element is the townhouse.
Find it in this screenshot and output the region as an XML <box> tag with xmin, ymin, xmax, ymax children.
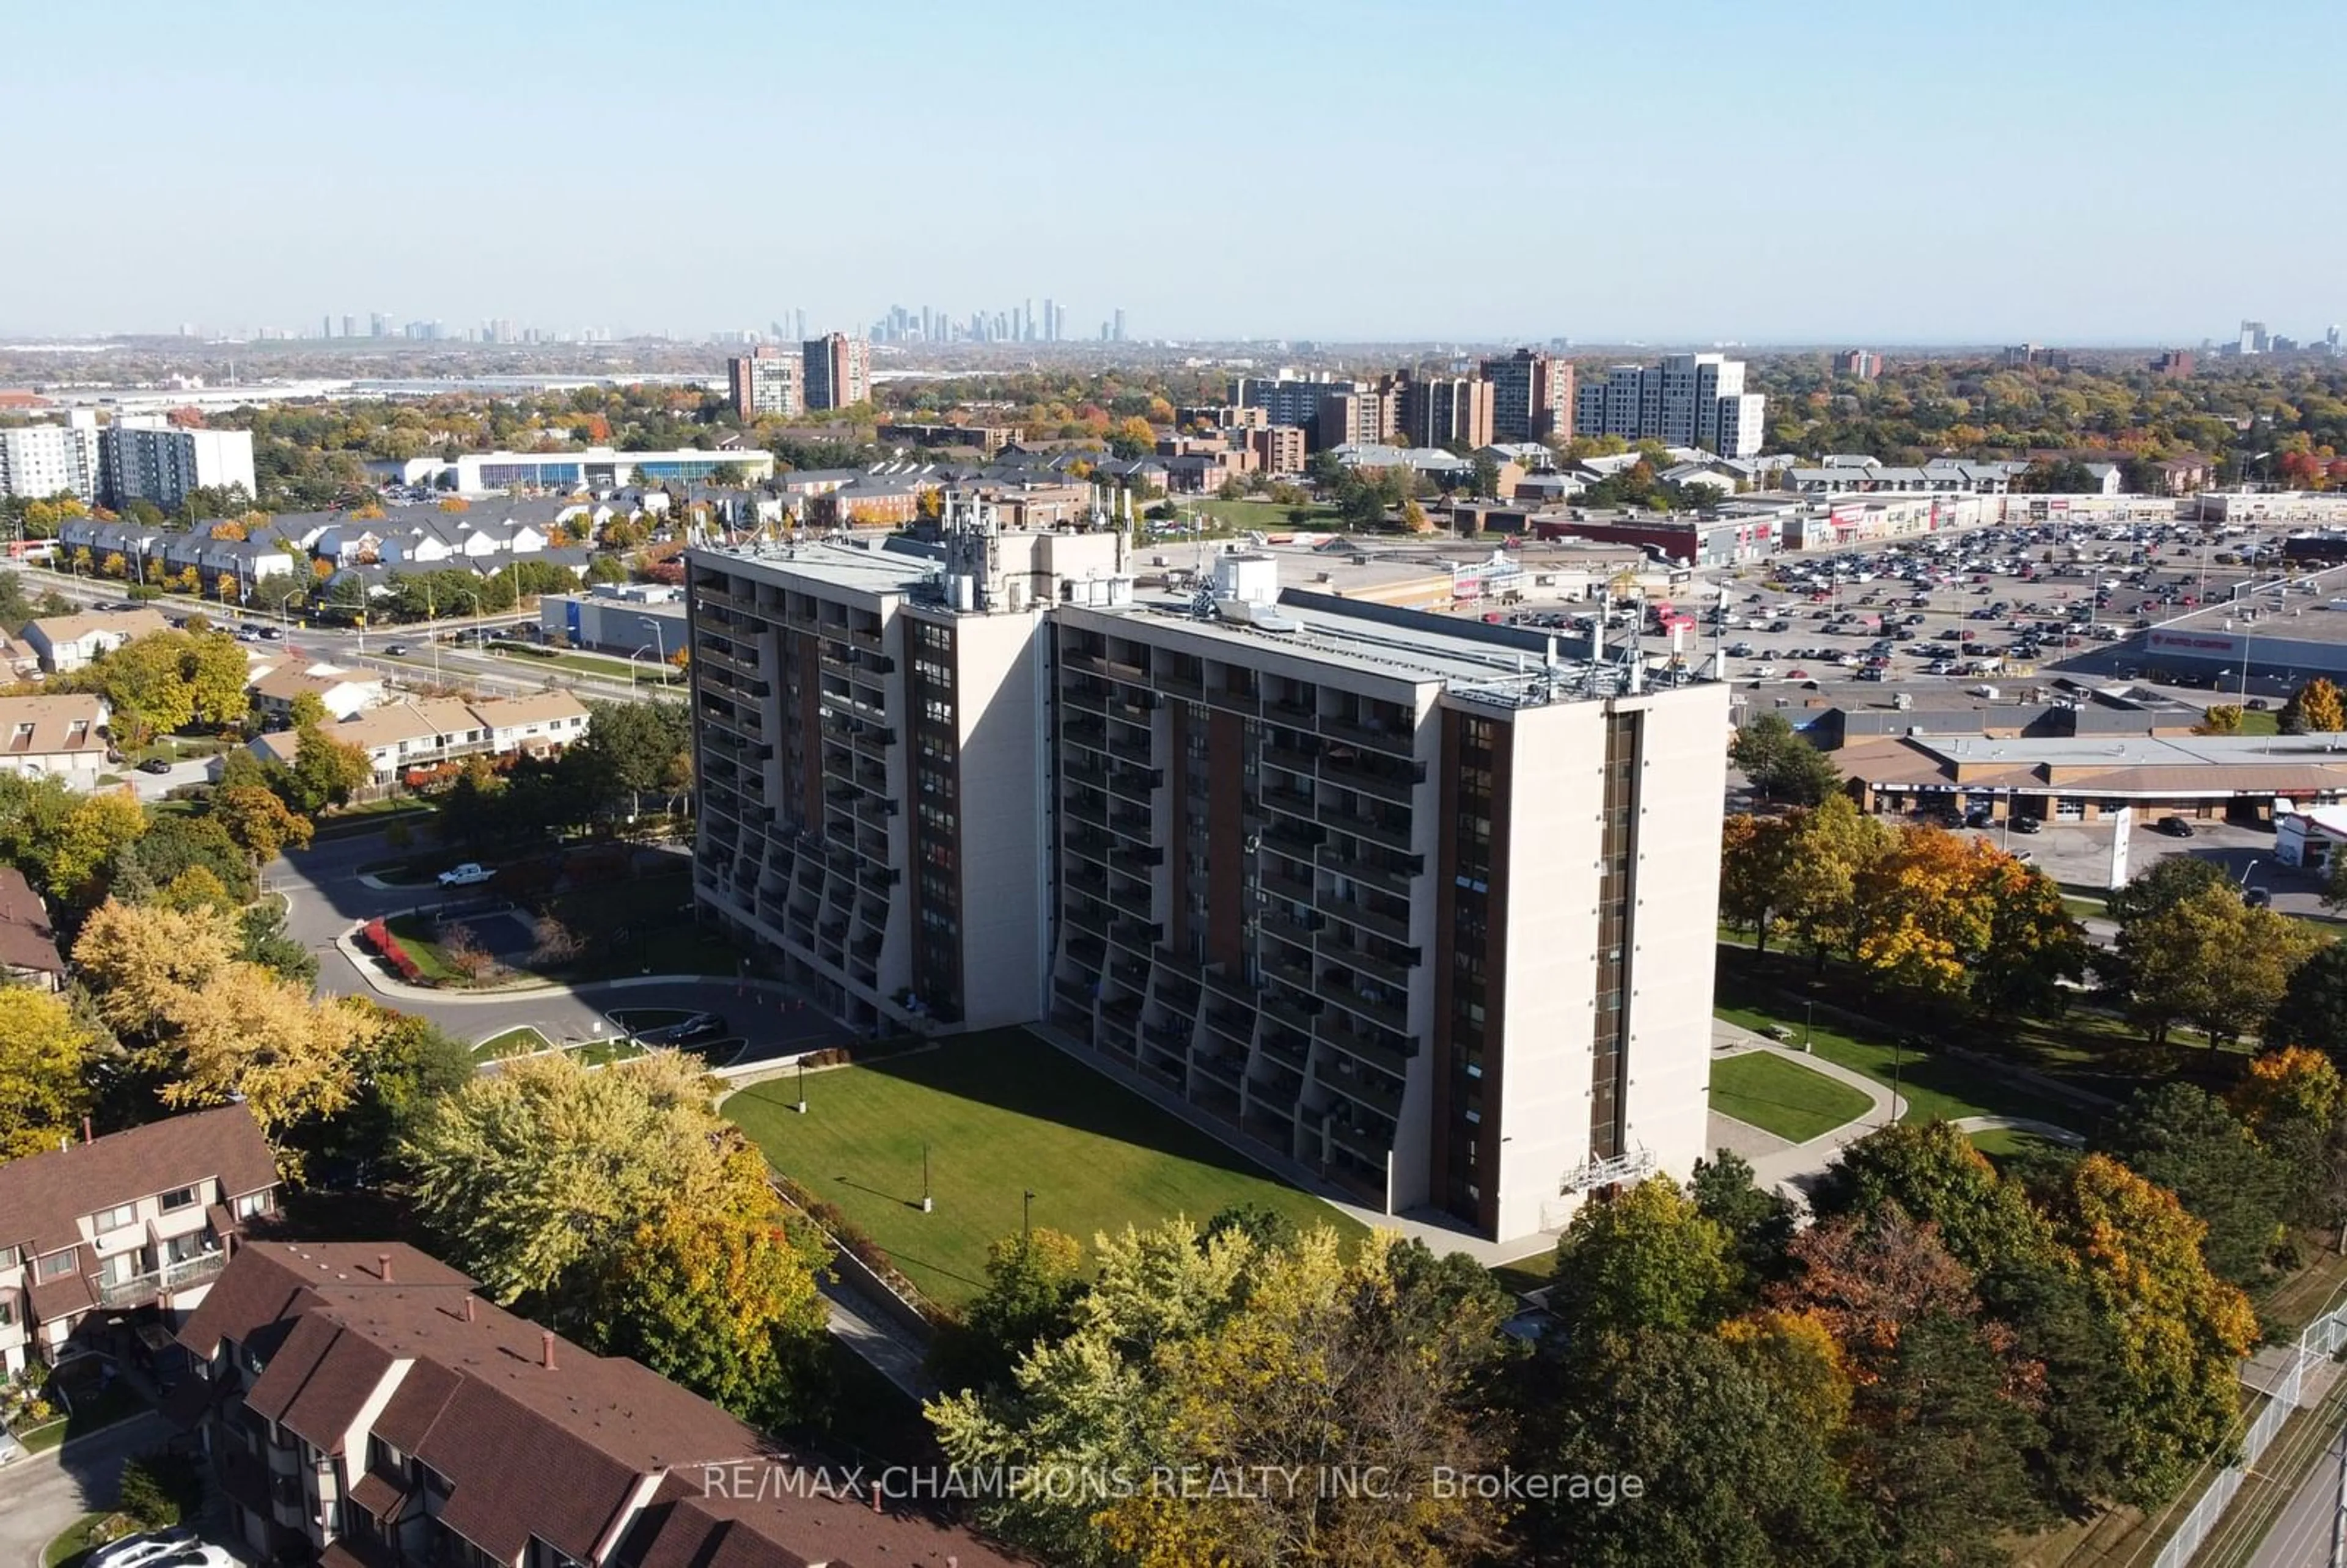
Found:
<box><xmin>173</xmin><ymin>1240</ymin><xmax>1013</xmax><ymax>1568</ymax></box>
<box><xmin>0</xmin><ymin>865</ymin><xmax>67</xmax><ymax>991</ymax></box>
<box><xmin>22</xmin><ymin>608</ymin><xmax>171</xmax><ymax>673</ymax></box>
<box><xmin>249</xmin><ymin>662</ymin><xmax>386</xmax><ymax>724</ymax></box>
<box><xmin>235</xmin><ymin>694</ymin><xmax>593</xmax><ymax>784</ymax></box>
<box><xmin>0</xmin><ymin>1104</ymin><xmax>278</xmax><ymax>1376</ymax></box>
<box><xmin>0</xmin><ymin>694</ymin><xmax>112</xmax><ymax>786</ymax></box>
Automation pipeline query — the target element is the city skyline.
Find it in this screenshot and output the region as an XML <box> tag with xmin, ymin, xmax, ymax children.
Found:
<box><xmin>4</xmin><ymin>1</ymin><xmax>2342</xmax><ymax>343</ymax></box>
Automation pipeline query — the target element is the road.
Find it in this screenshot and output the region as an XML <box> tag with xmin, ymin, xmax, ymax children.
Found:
<box><xmin>2247</xmin><ymin>1423</ymin><xmax>2346</xmax><ymax>1568</ymax></box>
<box><xmin>279</xmin><ymin>827</ymin><xmax>839</xmax><ymax>1068</ymax></box>
<box><xmin>0</xmin><ymin>1413</ymin><xmax>171</xmax><ymax>1568</ymax></box>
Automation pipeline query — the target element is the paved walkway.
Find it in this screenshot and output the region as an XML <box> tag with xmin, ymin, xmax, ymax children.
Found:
<box><xmin>1712</xmin><ymin>1019</ymin><xmax>1906</xmax><ymax>1209</ymax></box>
<box><xmin>0</xmin><ymin>1412</ymin><xmax>172</xmax><ymax>1568</ymax></box>
<box><xmin>1948</xmin><ymin>1115</ymin><xmax>2084</xmax><ymax>1147</ymax></box>
<box><xmin>818</xmin><ymin>1280</ymin><xmax>932</xmax><ymax>1401</ymax></box>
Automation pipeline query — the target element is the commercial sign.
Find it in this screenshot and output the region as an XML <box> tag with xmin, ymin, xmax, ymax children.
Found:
<box><xmin>2145</xmin><ymin>629</ymin><xmax>2245</xmax><ymax>654</ymax></box>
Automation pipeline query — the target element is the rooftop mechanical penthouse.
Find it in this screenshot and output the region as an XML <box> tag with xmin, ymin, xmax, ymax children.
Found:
<box><xmin>686</xmin><ymin>505</ymin><xmax>1726</xmax><ymax>1244</ymax></box>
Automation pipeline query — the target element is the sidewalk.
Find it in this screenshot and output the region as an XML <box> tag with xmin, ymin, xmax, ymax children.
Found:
<box><xmin>1713</xmin><ymin>1019</ymin><xmax>1907</xmax><ymax>1207</ymax></box>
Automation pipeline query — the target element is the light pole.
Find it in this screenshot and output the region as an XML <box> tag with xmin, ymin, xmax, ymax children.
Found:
<box><xmin>920</xmin><ymin>1143</ymin><xmax>933</xmax><ymax>1213</ymax></box>
<box><xmin>628</xmin><ymin>644</ymin><xmax>656</xmax><ymax>694</ymax></box>
<box><xmin>794</xmin><ymin>1057</ymin><xmax>807</xmax><ymax>1114</ymax></box>
<box><xmin>1023</xmin><ymin>1189</ymin><xmax>1036</xmax><ymax>1238</ymax></box>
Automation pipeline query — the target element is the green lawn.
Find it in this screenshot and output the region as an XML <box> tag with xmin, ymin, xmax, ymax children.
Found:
<box><xmin>2238</xmin><ymin>709</ymin><xmax>2281</xmax><ymax>736</ymax></box>
<box><xmin>17</xmin><ymin>1372</ymin><xmax>149</xmax><ymax>1456</ymax></box>
<box><xmin>384</xmin><ymin>914</ymin><xmax>465</xmax><ymax>983</ymax></box>
<box><xmin>728</xmin><ymin>1028</ymin><xmax>1364</xmax><ymax>1306</ymax></box>
<box><xmin>1715</xmin><ymin>973</ymin><xmax>2082</xmax><ymax>1131</ymax></box>
<box><xmin>1491</xmin><ymin>1248</ymin><xmax>1557</xmax><ymax>1300</ymax></box>
<box><xmin>43</xmin><ymin>1514</ymin><xmax>131</xmax><ymax>1568</ymax></box>
<box><xmin>487</xmin><ymin>640</ymin><xmax>681</xmax><ymax>684</ymax></box>
<box><xmin>1176</xmin><ymin>497</ymin><xmax>1343</xmax><ymax>535</ymax></box>
<box><xmin>474</xmin><ymin>1026</ymin><xmax>550</xmax><ymax>1059</ymax></box>
<box><xmin>1710</xmin><ymin>1050</ymin><xmax>1874</xmax><ymax>1142</ymax></box>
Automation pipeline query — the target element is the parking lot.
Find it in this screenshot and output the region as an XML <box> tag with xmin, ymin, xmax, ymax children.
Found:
<box><xmin>1505</xmin><ymin>514</ymin><xmax>2347</xmax><ymax>700</ymax></box>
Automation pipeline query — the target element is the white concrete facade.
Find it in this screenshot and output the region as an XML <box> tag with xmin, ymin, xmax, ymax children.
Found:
<box><xmin>101</xmin><ymin>420</ymin><xmax>257</xmax><ymax>511</ymax></box>
<box><xmin>0</xmin><ymin>417</ymin><xmax>101</xmax><ymax>502</ymax></box>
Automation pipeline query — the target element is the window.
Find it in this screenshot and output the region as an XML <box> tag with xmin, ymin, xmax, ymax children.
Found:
<box><xmin>94</xmin><ymin>1203</ymin><xmax>136</xmax><ymax>1233</ymax></box>
<box><xmin>160</xmin><ymin>1186</ymin><xmax>198</xmax><ymax>1212</ymax></box>
<box><xmin>39</xmin><ymin>1250</ymin><xmax>76</xmax><ymax>1279</ymax></box>
<box><xmin>236</xmin><ymin>1192</ymin><xmax>268</xmax><ymax>1218</ymax></box>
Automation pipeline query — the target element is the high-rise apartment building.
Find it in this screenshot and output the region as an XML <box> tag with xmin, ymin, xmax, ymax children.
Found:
<box><xmin>1113</xmin><ymin>307</ymin><xmax>1126</xmax><ymax>342</ymax></box>
<box><xmin>1478</xmin><ymin>349</ymin><xmax>1573</xmax><ymax>444</ymax></box>
<box><xmin>727</xmin><ymin>346</ymin><xmax>803</xmax><ymax>419</ymax></box>
<box><xmin>100</xmin><ymin>419</ymin><xmax>257</xmax><ymax>511</ymax></box>
<box><xmin>0</xmin><ymin>414</ymin><xmax>101</xmax><ymax>502</ymax></box>
<box><xmin>1398</xmin><ymin>375</ymin><xmax>1496</xmax><ymax>450</ymax></box>
<box><xmin>1317</xmin><ymin>386</ymin><xmax>1399</xmax><ymax>451</ymax></box>
<box><xmin>686</xmin><ymin>531</ymin><xmax>1726</xmax><ymax>1244</ymax></box>
<box><xmin>1835</xmin><ymin>349</ymin><xmax>1881</xmax><ymax>380</ymax></box>
<box><xmin>801</xmin><ymin>333</ymin><xmax>870</xmax><ymax>411</ymax></box>
<box><xmin>1573</xmin><ymin>354</ymin><xmax>1767</xmax><ymax>458</ymax></box>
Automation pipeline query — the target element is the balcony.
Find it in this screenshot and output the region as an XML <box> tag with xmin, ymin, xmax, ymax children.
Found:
<box><xmin>98</xmin><ymin>1248</ymin><xmax>228</xmax><ymax>1310</ymax></box>
<box><xmin>1319</xmin><ymin>709</ymin><xmax>1416</xmax><ymax>757</ymax></box>
<box><xmin>1319</xmin><ymin>748</ymin><xmax>1425</xmax><ymax>806</ymax></box>
<box><xmin>1323</xmin><ymin>940</ymin><xmax>1417</xmax><ymax>992</ymax></box>
<box><xmin>1109</xmin><ymin>916</ymin><xmax>1162</xmax><ymax>951</ymax></box>
<box><xmin>1063</xmin><ymin>718</ymin><xmax>1110</xmax><ymax>754</ymax></box>
<box><xmin>1329</xmin><ymin>1119</ymin><xmax>1395</xmax><ymax>1166</ymax></box>
<box><xmin>1260</xmin><ymin>947</ymin><xmax>1316</xmax><ymax>994</ymax></box>
<box><xmin>1322</xmin><ymin>1064</ymin><xmax>1406</xmax><ymax>1118</ymax></box>
<box><xmin>1202</xmin><ymin>1006</ymin><xmax>1255</xmax><ymax>1050</ymax></box>
<box><xmin>1320</xmin><ymin>895</ymin><xmax>1412</xmax><ymax>945</ymax></box>
<box><xmin>1192</xmin><ymin>1048</ymin><xmax>1244</xmax><ymax>1089</ymax></box>
<box><xmin>1328</xmin><ymin>807</ymin><xmax>1417</xmax><ymax>855</ymax></box>
<box><xmin>1313</xmin><ymin>1011</ymin><xmax>1416</xmax><ymax>1077</ymax></box>
<box><xmin>1262</xmin><ymin>738</ymin><xmax>1318</xmax><ymax>778</ymax></box>
<box><xmin>1259</xmin><ymin>782</ymin><xmax>1316</xmax><ymax>818</ymax></box>
<box><xmin>1063</xmin><ymin>793</ymin><xmax>1110</xmax><ymax>830</ymax></box>
<box><xmin>1059</xmin><ymin>675</ymin><xmax>1109</xmax><ymax>712</ymax></box>
<box><xmin>1261</xmin><ymin>819</ymin><xmax>1324</xmax><ymax>861</ymax></box>
<box><xmin>1067</xmin><ymin>865</ymin><xmax>1110</xmax><ymax>902</ymax></box>
<box><xmin>1106</xmin><ymin>808</ymin><xmax>1155</xmax><ymax>843</ymax></box>
<box><xmin>1260</xmin><ymin>866</ymin><xmax>1319</xmax><ymax>907</ymax></box>
<box><xmin>1111</xmin><ymin>840</ymin><xmax>1166</xmax><ymax>869</ymax></box>
<box><xmin>1260</xmin><ymin>989</ymin><xmax>1321</xmax><ymax>1033</ymax></box>
<box><xmin>1105</xmin><ymin>764</ymin><xmax>1162</xmax><ymax>804</ymax></box>
<box><xmin>1260</xmin><ymin>1027</ymin><xmax>1310</xmax><ymax>1069</ymax></box>
<box><xmin>1063</xmin><ymin>901</ymin><xmax>1112</xmax><ymax>939</ymax></box>
<box><xmin>1107</xmin><ymin>731</ymin><xmax>1154</xmax><ymax>766</ymax></box>
<box><xmin>1064</xmin><ymin>829</ymin><xmax>1115</xmax><ymax>865</ymax></box>
<box><xmin>1263</xmin><ymin>695</ymin><xmax>1317</xmax><ymax>726</ymax></box>
<box><xmin>1318</xmin><ymin>975</ymin><xmax>1409</xmax><ymax>1034</ymax></box>
<box><xmin>1063</xmin><ymin>760</ymin><xmax>1110</xmax><ymax>793</ymax></box>
<box><xmin>1315</xmin><ymin>845</ymin><xmax>1419</xmax><ymax>897</ymax></box>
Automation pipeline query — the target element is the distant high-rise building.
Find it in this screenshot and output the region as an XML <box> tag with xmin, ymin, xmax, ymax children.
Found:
<box><xmin>320</xmin><ymin>313</ymin><xmax>332</xmax><ymax>340</ymax></box>
<box><xmin>370</xmin><ymin>312</ymin><xmax>389</xmax><ymax>338</ymax></box>
<box><xmin>340</xmin><ymin>314</ymin><xmax>356</xmax><ymax>339</ymax></box>
<box><xmin>1317</xmin><ymin>386</ymin><xmax>1399</xmax><ymax>451</ymax></box>
<box><xmin>2151</xmin><ymin>350</ymin><xmax>2196</xmax><ymax>378</ymax></box>
<box><xmin>2240</xmin><ymin>320</ymin><xmax>2268</xmax><ymax>355</ymax></box>
<box><xmin>1023</xmin><ymin>299</ymin><xmax>1035</xmax><ymax>342</ymax></box>
<box><xmin>1042</xmin><ymin>298</ymin><xmax>1056</xmax><ymax>343</ymax></box>
<box><xmin>1112</xmin><ymin>307</ymin><xmax>1126</xmax><ymax>343</ymax></box>
<box><xmin>802</xmin><ymin>333</ymin><xmax>870</xmax><ymax>411</ymax></box>
<box><xmin>729</xmin><ymin>346</ymin><xmax>803</xmax><ymax>419</ymax></box>
<box><xmin>1398</xmin><ymin>375</ymin><xmax>1495</xmax><ymax>450</ymax></box>
<box><xmin>100</xmin><ymin>419</ymin><xmax>256</xmax><ymax>511</ymax></box>
<box><xmin>1051</xmin><ymin>302</ymin><xmax>1067</xmax><ymax>342</ymax></box>
<box><xmin>2328</xmin><ymin>324</ymin><xmax>2341</xmax><ymax>355</ymax></box>
<box><xmin>1478</xmin><ymin>349</ymin><xmax>1572</xmax><ymax>443</ymax></box>
<box><xmin>0</xmin><ymin>414</ymin><xmax>102</xmax><ymax>503</ymax></box>
<box><xmin>1573</xmin><ymin>354</ymin><xmax>1766</xmax><ymax>459</ymax></box>
<box><xmin>1835</xmin><ymin>349</ymin><xmax>1881</xmax><ymax>380</ymax></box>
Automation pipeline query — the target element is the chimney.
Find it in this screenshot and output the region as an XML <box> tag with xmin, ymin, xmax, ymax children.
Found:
<box><xmin>82</xmin><ymin>1115</ymin><xmax>92</xmax><ymax>1146</ymax></box>
<box><xmin>463</xmin><ymin>1296</ymin><xmax>476</xmax><ymax>1323</ymax></box>
<box><xmin>541</xmin><ymin>1330</ymin><xmax>556</xmax><ymax>1371</ymax></box>
<box><xmin>378</xmin><ymin>1253</ymin><xmax>393</xmax><ymax>1283</ymax></box>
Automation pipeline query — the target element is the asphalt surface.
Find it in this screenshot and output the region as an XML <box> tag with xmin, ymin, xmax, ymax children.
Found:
<box><xmin>0</xmin><ymin>1412</ymin><xmax>172</xmax><ymax>1568</ymax></box>
<box><xmin>279</xmin><ymin>827</ymin><xmax>841</xmax><ymax>1067</ymax></box>
<box><xmin>2246</xmin><ymin>1425</ymin><xmax>2347</xmax><ymax>1568</ymax></box>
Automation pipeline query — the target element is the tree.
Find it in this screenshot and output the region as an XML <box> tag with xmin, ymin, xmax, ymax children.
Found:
<box><xmin>1771</xmin><ymin>795</ymin><xmax>1893</xmax><ymax>967</ymax></box>
<box><xmin>295</xmin><ymin>999</ymin><xmax>472</xmax><ymax>1181</ymax></box>
<box><xmin>0</xmin><ymin>775</ymin><xmax>150</xmax><ymax>909</ymax></box>
<box><xmin>2046</xmin><ymin>1154</ymin><xmax>2259</xmax><ymax>1500</ymax></box>
<box><xmin>1811</xmin><ymin>1120</ymin><xmax>2054</xmax><ymax>1278</ymax></box>
<box><xmin>287</xmin><ymin>689</ymin><xmax>329</xmax><ymax>730</ymax></box>
<box><xmin>2112</xmin><ymin>874</ymin><xmax>2320</xmax><ymax>1048</ymax></box>
<box><xmin>277</xmin><ymin>723</ymin><xmax>373</xmax><ymax>813</ymax></box>
<box><xmin>2100</xmin><ymin>1082</ymin><xmax>2286</xmax><ymax>1286</ymax></box>
<box><xmin>1471</xmin><ymin>453</ymin><xmax>1502</xmax><ymax>499</ymax></box>
<box><xmin>1095</xmin><ymin>1229</ymin><xmax>1516</xmax><ymax>1568</ymax></box>
<box><xmin>936</xmin><ymin>1228</ymin><xmax>1087</xmax><ymax>1393</ymax></box>
<box><xmin>568</xmin><ymin>699</ymin><xmax>691</xmax><ymax>816</ymax></box>
<box><xmin>589</xmin><ymin>1209</ymin><xmax>832</xmax><ymax>1429</ymax></box>
<box><xmin>2195</xmin><ymin>704</ymin><xmax>2244</xmax><ymax>736</ymax></box>
<box><xmin>237</xmin><ymin>897</ymin><xmax>318</xmax><ymax>986</ymax></box>
<box><xmin>2271</xmin><ymin>943</ymin><xmax>2347</xmax><ymax>1052</ymax></box>
<box><xmin>1729</xmin><ymin>712</ymin><xmax>1842</xmax><ymax>805</ymax></box>
<box><xmin>1518</xmin><ymin>1329</ymin><xmax>1871</xmax><ymax>1568</ymax></box>
<box><xmin>0</xmin><ymin>989</ymin><xmax>97</xmax><ymax>1165</ymax></box>
<box><xmin>122</xmin><ymin>810</ymin><xmax>254</xmax><ymax>906</ymax></box>
<box><xmin>2280</xmin><ymin>676</ymin><xmax>2347</xmax><ymax>735</ymax></box>
<box><xmin>1549</xmin><ymin>1175</ymin><xmax>1738</xmax><ymax>1338</ymax></box>
<box><xmin>585</xmin><ymin>552</ymin><xmax>629</xmax><ymax>585</ymax></box>
<box><xmin>1689</xmin><ymin>1149</ymin><xmax>1796</xmax><ymax>1285</ymax></box>
<box><xmin>402</xmin><ymin>1049</ymin><xmax>769</xmax><ymax>1302</ymax></box>
<box><xmin>210</xmin><ymin>785</ymin><xmax>314</xmax><ymax>866</ymax></box>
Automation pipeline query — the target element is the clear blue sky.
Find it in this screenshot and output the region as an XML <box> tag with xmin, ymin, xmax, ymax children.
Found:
<box><xmin>7</xmin><ymin>0</ymin><xmax>2340</xmax><ymax>344</ymax></box>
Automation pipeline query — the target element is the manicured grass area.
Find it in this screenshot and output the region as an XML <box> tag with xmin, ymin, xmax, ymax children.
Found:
<box><xmin>384</xmin><ymin>914</ymin><xmax>465</xmax><ymax>983</ymax></box>
<box><xmin>728</xmin><ymin>1028</ymin><xmax>1363</xmax><ymax>1306</ymax></box>
<box><xmin>2238</xmin><ymin>708</ymin><xmax>2281</xmax><ymax>736</ymax></box>
<box><xmin>1491</xmin><ymin>1247</ymin><xmax>1557</xmax><ymax>1300</ymax></box>
<box><xmin>474</xmin><ymin>1026</ymin><xmax>551</xmax><ymax>1060</ymax></box>
<box><xmin>1715</xmin><ymin>972</ymin><xmax>2082</xmax><ymax>1131</ymax></box>
<box><xmin>2060</xmin><ymin>895</ymin><xmax>2107</xmax><ymax>920</ymax></box>
<box><xmin>43</xmin><ymin>1513</ymin><xmax>132</xmax><ymax>1568</ymax></box>
<box><xmin>575</xmin><ymin>1037</ymin><xmax>647</xmax><ymax>1066</ymax></box>
<box><xmin>1177</xmin><ymin>497</ymin><xmax>1343</xmax><ymax>534</ymax></box>
<box><xmin>1710</xmin><ymin>1050</ymin><xmax>1874</xmax><ymax>1142</ymax></box>
<box><xmin>17</xmin><ymin>1370</ymin><xmax>150</xmax><ymax>1455</ymax></box>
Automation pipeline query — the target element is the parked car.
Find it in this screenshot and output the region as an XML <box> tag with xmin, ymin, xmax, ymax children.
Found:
<box><xmin>2010</xmin><ymin>816</ymin><xmax>2043</xmax><ymax>834</ymax></box>
<box><xmin>2246</xmin><ymin>887</ymin><xmax>2274</xmax><ymax>907</ymax></box>
<box><xmin>258</xmin><ymin>626</ymin><xmax>284</xmax><ymax>640</ymax></box>
<box><xmin>674</xmin><ymin>1012</ymin><xmax>730</xmax><ymax>1042</ymax></box>
<box><xmin>2155</xmin><ymin>815</ymin><xmax>2196</xmax><ymax>838</ymax></box>
<box><xmin>1964</xmin><ymin>808</ymin><xmax>1995</xmax><ymax>829</ymax></box>
<box><xmin>437</xmin><ymin>863</ymin><xmax>494</xmax><ymax>887</ymax></box>
<box><xmin>89</xmin><ymin>1532</ymin><xmax>194</xmax><ymax>1568</ymax></box>
<box><xmin>138</xmin><ymin>757</ymin><xmax>174</xmax><ymax>775</ymax></box>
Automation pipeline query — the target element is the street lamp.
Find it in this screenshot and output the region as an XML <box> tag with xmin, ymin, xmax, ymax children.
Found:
<box><xmin>627</xmin><ymin>644</ymin><xmax>657</xmax><ymax>694</ymax></box>
<box><xmin>1023</xmin><ymin>1189</ymin><xmax>1036</xmax><ymax>1237</ymax></box>
<box><xmin>795</xmin><ymin>1057</ymin><xmax>807</xmax><ymax>1114</ymax></box>
<box><xmin>920</xmin><ymin>1143</ymin><xmax>933</xmax><ymax>1214</ymax></box>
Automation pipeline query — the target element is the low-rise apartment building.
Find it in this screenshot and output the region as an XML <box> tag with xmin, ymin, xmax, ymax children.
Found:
<box><xmin>0</xmin><ymin>1104</ymin><xmax>278</xmax><ymax>1376</ymax></box>
<box><xmin>174</xmin><ymin>1240</ymin><xmax>1013</xmax><ymax>1568</ymax></box>
<box><xmin>688</xmin><ymin>523</ymin><xmax>1727</xmax><ymax>1244</ymax></box>
<box><xmin>0</xmin><ymin>694</ymin><xmax>111</xmax><ymax>787</ymax></box>
<box><xmin>232</xmin><ymin>694</ymin><xmax>592</xmax><ymax>784</ymax></box>
<box><xmin>249</xmin><ymin>663</ymin><xmax>386</xmax><ymax>724</ymax></box>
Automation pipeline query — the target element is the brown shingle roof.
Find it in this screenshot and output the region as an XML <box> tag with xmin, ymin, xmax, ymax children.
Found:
<box><xmin>185</xmin><ymin>1243</ymin><xmax>1021</xmax><ymax>1568</ymax></box>
<box><xmin>0</xmin><ymin>1104</ymin><xmax>276</xmax><ymax>1262</ymax></box>
<box><xmin>0</xmin><ymin>866</ymin><xmax>64</xmax><ymax>978</ymax></box>
<box><xmin>0</xmin><ymin>694</ymin><xmax>109</xmax><ymax>758</ymax></box>
<box><xmin>246</xmin><ymin>1314</ymin><xmax>397</xmax><ymax>1456</ymax></box>
<box><xmin>24</xmin><ymin>607</ymin><xmax>169</xmax><ymax>650</ymax></box>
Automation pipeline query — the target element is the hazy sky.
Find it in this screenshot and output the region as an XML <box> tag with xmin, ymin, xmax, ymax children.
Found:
<box><xmin>8</xmin><ymin>0</ymin><xmax>2341</xmax><ymax>344</ymax></box>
